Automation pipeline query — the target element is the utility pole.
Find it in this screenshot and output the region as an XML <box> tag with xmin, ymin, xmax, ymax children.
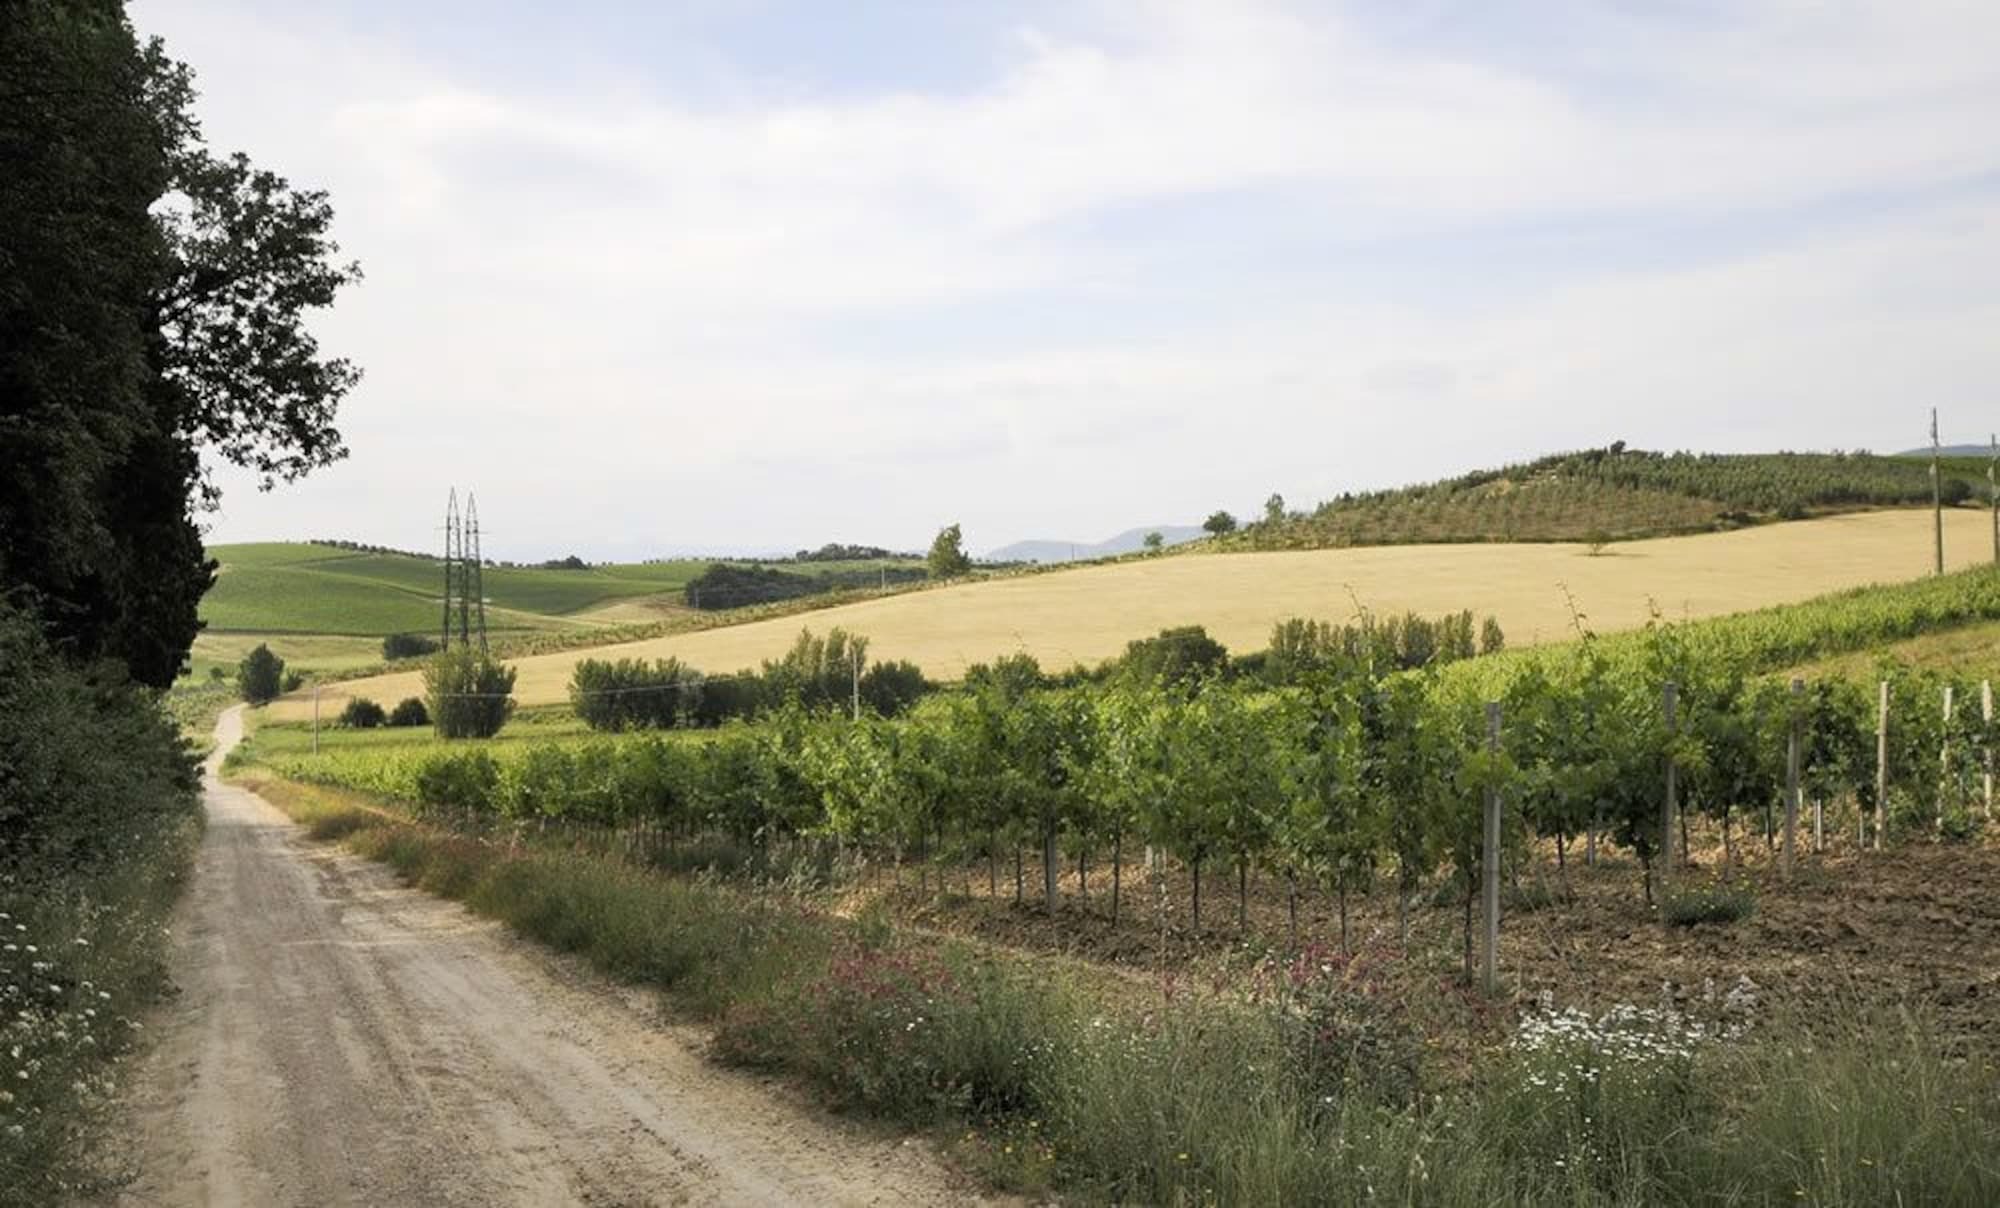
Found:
<box><xmin>467</xmin><ymin>493</ymin><xmax>489</xmax><ymax>653</ymax></box>
<box><xmin>1931</xmin><ymin>408</ymin><xmax>1944</xmax><ymax>576</ymax></box>
<box><xmin>441</xmin><ymin>489</ymin><xmax>458</xmax><ymax>649</ymax></box>
<box><xmin>1989</xmin><ymin>433</ymin><xmax>1997</xmax><ymax>564</ymax></box>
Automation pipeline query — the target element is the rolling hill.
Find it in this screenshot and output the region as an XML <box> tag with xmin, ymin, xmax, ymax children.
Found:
<box><xmin>270</xmin><ymin>508</ymin><xmax>1998</xmax><ymax>720</ymax></box>
<box><xmin>190</xmin><ymin>543</ymin><xmax>924</xmax><ymax>681</ymax></box>
<box><xmin>1233</xmin><ymin>447</ymin><xmax>1998</xmax><ymax>551</ymax></box>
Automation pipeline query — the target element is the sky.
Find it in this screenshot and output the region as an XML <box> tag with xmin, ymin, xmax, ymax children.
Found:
<box><xmin>134</xmin><ymin>0</ymin><xmax>2000</xmax><ymax>561</ymax></box>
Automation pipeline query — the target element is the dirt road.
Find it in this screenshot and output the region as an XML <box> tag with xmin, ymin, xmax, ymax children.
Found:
<box><xmin>103</xmin><ymin>708</ymin><xmax>982</xmax><ymax>1206</ymax></box>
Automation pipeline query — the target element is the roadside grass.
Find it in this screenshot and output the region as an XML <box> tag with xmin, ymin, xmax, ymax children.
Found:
<box><xmin>246</xmin><ymin>773</ymin><xmax>2000</xmax><ymax>1207</ymax></box>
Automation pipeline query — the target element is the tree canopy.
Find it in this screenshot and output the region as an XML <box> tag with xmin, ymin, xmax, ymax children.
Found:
<box><xmin>0</xmin><ymin>2</ymin><xmax>360</xmax><ymax>685</ymax></box>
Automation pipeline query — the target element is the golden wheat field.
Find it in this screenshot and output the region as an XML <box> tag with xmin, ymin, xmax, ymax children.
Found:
<box><xmin>267</xmin><ymin>508</ymin><xmax>1996</xmax><ymax>719</ymax></box>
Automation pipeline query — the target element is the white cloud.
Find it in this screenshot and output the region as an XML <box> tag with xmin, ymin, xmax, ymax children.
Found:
<box><xmin>138</xmin><ymin>0</ymin><xmax>2000</xmax><ymax>557</ymax></box>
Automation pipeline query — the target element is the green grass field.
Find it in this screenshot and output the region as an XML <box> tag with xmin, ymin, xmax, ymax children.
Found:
<box><xmin>193</xmin><ymin>542</ymin><xmax>928</xmax><ymax>682</ymax></box>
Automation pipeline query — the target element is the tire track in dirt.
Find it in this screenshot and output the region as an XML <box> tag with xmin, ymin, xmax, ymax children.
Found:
<box><xmin>97</xmin><ymin>708</ymin><xmax>989</xmax><ymax>1207</ymax></box>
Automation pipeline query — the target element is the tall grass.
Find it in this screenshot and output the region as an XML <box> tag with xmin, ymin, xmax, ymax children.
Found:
<box><xmin>258</xmin><ymin>773</ymin><xmax>2000</xmax><ymax>1207</ymax></box>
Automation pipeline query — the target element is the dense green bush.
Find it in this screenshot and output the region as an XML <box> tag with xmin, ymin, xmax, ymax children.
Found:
<box><xmin>422</xmin><ymin>649</ymin><xmax>516</xmax><ymax>739</ymax></box>
<box><xmin>382</xmin><ymin>632</ymin><xmax>440</xmax><ymax>660</ymax></box>
<box><xmin>388</xmin><ymin>697</ymin><xmax>429</xmax><ymax>727</ymax></box>
<box><xmin>338</xmin><ymin>696</ymin><xmax>386</xmax><ymax>728</ymax></box>
<box><xmin>236</xmin><ymin>643</ymin><xmax>285</xmax><ymax>704</ymax></box>
<box><xmin>859</xmin><ymin>659</ymin><xmax>931</xmax><ymax>717</ymax></box>
<box><xmin>0</xmin><ymin>605</ymin><xmax>201</xmax><ymax>1200</ymax></box>
<box><xmin>570</xmin><ymin>656</ymin><xmax>700</xmax><ymax>731</ymax></box>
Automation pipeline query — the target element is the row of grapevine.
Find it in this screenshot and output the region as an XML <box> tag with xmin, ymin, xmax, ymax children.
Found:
<box><xmin>274</xmin><ymin>618</ymin><xmax>1997</xmax><ymax>962</ymax></box>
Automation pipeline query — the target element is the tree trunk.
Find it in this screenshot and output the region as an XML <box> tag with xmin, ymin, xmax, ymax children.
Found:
<box><xmin>1396</xmin><ymin>876</ymin><xmax>1410</xmax><ymax>947</ymax></box>
<box><xmin>1111</xmin><ymin>830</ymin><xmax>1122</xmax><ymax>924</ymax></box>
<box><xmin>1191</xmin><ymin>856</ymin><xmax>1203</xmax><ymax>933</ymax></box>
<box><xmin>1014</xmin><ymin>847</ymin><xmax>1023</xmax><ymax>905</ymax></box>
<box><xmin>1722</xmin><ymin>806</ymin><xmax>1733</xmax><ymax>866</ymax></box>
<box><xmin>1286</xmin><ymin>871</ymin><xmax>1298</xmax><ymax>948</ymax></box>
<box><xmin>1237</xmin><ymin>858</ymin><xmax>1248</xmax><ymax>930</ymax></box>
<box><xmin>1042</xmin><ymin>827</ymin><xmax>1058</xmax><ymax>914</ymax></box>
<box><xmin>1077</xmin><ymin>848</ymin><xmax>1087</xmax><ymax>899</ymax></box>
<box><xmin>1338</xmin><ymin>880</ymin><xmax>1350</xmax><ymax>952</ymax></box>
<box><xmin>988</xmin><ymin>830</ymin><xmax>997</xmax><ymax>897</ymax></box>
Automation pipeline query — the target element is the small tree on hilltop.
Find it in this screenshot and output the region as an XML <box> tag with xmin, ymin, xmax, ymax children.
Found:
<box><xmin>424</xmin><ymin>648</ymin><xmax>516</xmax><ymax>739</ymax></box>
<box><xmin>1264</xmin><ymin>493</ymin><xmax>1286</xmax><ymax>524</ymax></box>
<box><xmin>1203</xmin><ymin>510</ymin><xmax>1237</xmax><ymax>536</ymax></box>
<box><xmin>927</xmin><ymin>523</ymin><xmax>972</xmax><ymax>579</ymax></box>
<box><xmin>1142</xmin><ymin>530</ymin><xmax>1164</xmax><ymax>553</ymax></box>
<box><xmin>236</xmin><ymin>644</ymin><xmax>285</xmax><ymax>704</ymax></box>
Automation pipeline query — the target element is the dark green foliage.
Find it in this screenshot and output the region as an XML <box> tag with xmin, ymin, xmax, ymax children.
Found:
<box><xmin>387</xmin><ymin>697</ymin><xmax>429</xmax><ymax>727</ymax></box>
<box><xmin>0</xmin><ymin>603</ymin><xmax>197</xmax><ymax>869</ymax></box>
<box><xmin>423</xmin><ymin>648</ymin><xmax>515</xmax><ymax>739</ymax></box>
<box><xmin>963</xmin><ymin>652</ymin><xmax>1048</xmax><ymax>701</ymax></box>
<box><xmin>1120</xmin><ymin>625</ymin><xmax>1228</xmax><ymax>687</ymax></box>
<box><xmin>281</xmin><ymin>669</ymin><xmax>304</xmax><ymax>692</ymax></box>
<box><xmin>1202</xmin><ymin>510</ymin><xmax>1238</xmax><ymax>535</ymax></box>
<box><xmin>382</xmin><ymin>632</ymin><xmax>440</xmax><ymax>660</ymax></box>
<box><xmin>570</xmin><ymin>657</ymin><xmax>699</xmax><ymax>731</ymax></box>
<box><xmin>236</xmin><ymin>643</ymin><xmax>284</xmax><ymax>703</ymax></box>
<box><xmin>859</xmin><ymin>659</ymin><xmax>931</xmax><ymax>717</ymax></box>
<box><xmin>684</xmin><ymin>563</ymin><xmax>818</xmax><ymax>610</ymax></box>
<box><xmin>687</xmin><ymin>675</ymin><xmax>764</xmax><ymax>728</ymax></box>
<box><xmin>0</xmin><ymin>614</ymin><xmax>199</xmax><ymax>1203</ymax></box>
<box><xmin>1262</xmin><ymin>611</ymin><xmax>1495</xmax><ymax>684</ymax></box>
<box><xmin>761</xmin><ymin>627</ymin><xmax>868</xmax><ymax>712</ymax></box>
<box><xmin>927</xmin><ymin>523</ymin><xmax>972</xmax><ymax>579</ymax></box>
<box><xmin>539</xmin><ymin>554</ymin><xmax>588</xmax><ymax>570</ymax></box>
<box><xmin>0</xmin><ymin>2</ymin><xmax>357</xmax><ymax>688</ymax></box>
<box><xmin>338</xmin><ymin>696</ymin><xmax>386</xmax><ymax>728</ymax></box>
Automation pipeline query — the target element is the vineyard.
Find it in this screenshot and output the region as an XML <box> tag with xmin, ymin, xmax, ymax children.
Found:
<box><xmin>242</xmin><ymin>567</ymin><xmax>2000</xmax><ymax>963</ymax></box>
<box><xmin>1241</xmin><ymin>446</ymin><xmax>1998</xmax><ymax>549</ymax></box>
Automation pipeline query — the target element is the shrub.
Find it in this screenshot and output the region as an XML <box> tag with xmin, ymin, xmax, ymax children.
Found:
<box><xmin>338</xmin><ymin>697</ymin><xmax>387</xmax><ymax>728</ymax></box>
<box><xmin>570</xmin><ymin>657</ymin><xmax>696</xmax><ymax>731</ymax></box>
<box><xmin>684</xmin><ymin>563</ymin><xmax>822</xmax><ymax>610</ymax></box>
<box><xmin>423</xmin><ymin>649</ymin><xmax>516</xmax><ymax>739</ymax></box>
<box><xmin>859</xmin><ymin>659</ymin><xmax>931</xmax><ymax>717</ymax></box>
<box><xmin>236</xmin><ymin>643</ymin><xmax>285</xmax><ymax>703</ymax></box>
<box><xmin>388</xmin><ymin>697</ymin><xmax>429</xmax><ymax>727</ymax></box>
<box><xmin>281</xmin><ymin>670</ymin><xmax>305</xmax><ymax>692</ymax></box>
<box><xmin>1663</xmin><ymin>881</ymin><xmax>1756</xmax><ymax>926</ymax></box>
<box><xmin>382</xmin><ymin>632</ymin><xmax>440</xmax><ymax>660</ymax></box>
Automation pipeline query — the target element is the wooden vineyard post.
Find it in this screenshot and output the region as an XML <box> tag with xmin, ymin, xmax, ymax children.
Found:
<box><xmin>1875</xmin><ymin>680</ymin><xmax>1890</xmax><ymax>851</ymax></box>
<box><xmin>1482</xmin><ymin>702</ymin><xmax>1502</xmax><ymax>995</ymax></box>
<box><xmin>1940</xmin><ymin>684</ymin><xmax>1956</xmax><ymax>836</ymax></box>
<box><xmin>1661</xmin><ymin>681</ymin><xmax>1678</xmax><ymax>908</ymax></box>
<box><xmin>1813</xmin><ymin>798</ymin><xmax>1824</xmax><ymax>853</ymax></box>
<box><xmin>1784</xmin><ymin>678</ymin><xmax>1802</xmax><ymax>877</ymax></box>
<box><xmin>1984</xmin><ymin>680</ymin><xmax>1994</xmax><ymax>818</ymax></box>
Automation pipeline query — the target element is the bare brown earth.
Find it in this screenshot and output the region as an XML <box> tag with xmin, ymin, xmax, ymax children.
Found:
<box><xmin>97</xmin><ymin>709</ymin><xmax>987</xmax><ymax>1207</ymax></box>
<box><xmin>866</xmin><ymin>823</ymin><xmax>2000</xmax><ymax>1048</ymax></box>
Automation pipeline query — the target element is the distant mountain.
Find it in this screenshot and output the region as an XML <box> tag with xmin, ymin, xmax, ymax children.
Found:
<box><xmin>985</xmin><ymin>525</ymin><xmax>1207</xmax><ymax>564</ymax></box>
<box><xmin>1898</xmin><ymin>445</ymin><xmax>1995</xmax><ymax>459</ymax></box>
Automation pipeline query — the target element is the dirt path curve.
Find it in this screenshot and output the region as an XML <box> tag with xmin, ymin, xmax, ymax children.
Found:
<box><xmin>101</xmin><ymin>708</ymin><xmax>987</xmax><ymax>1207</ymax></box>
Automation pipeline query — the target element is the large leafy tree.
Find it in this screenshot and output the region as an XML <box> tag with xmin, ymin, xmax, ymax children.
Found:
<box><xmin>0</xmin><ymin>2</ymin><xmax>359</xmax><ymax>685</ymax></box>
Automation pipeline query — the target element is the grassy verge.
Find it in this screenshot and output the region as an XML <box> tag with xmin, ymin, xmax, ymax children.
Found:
<box><xmin>241</xmin><ymin>771</ymin><xmax>2000</xmax><ymax>1206</ymax></box>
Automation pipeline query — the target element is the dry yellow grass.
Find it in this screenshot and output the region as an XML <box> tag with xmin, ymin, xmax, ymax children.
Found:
<box><xmin>270</xmin><ymin>508</ymin><xmax>1997</xmax><ymax>719</ymax></box>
